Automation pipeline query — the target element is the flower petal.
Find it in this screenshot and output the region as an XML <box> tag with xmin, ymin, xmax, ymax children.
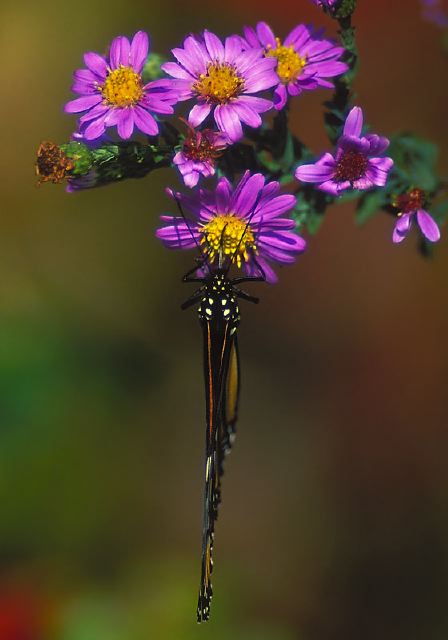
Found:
<box><xmin>343</xmin><ymin>106</ymin><xmax>363</xmax><ymax>138</ymax></box>
<box><xmin>231</xmin><ymin>102</ymin><xmax>262</xmax><ymax>128</ymax></box>
<box><xmin>130</xmin><ymin>31</ymin><xmax>149</xmax><ymax>72</ymax></box>
<box><xmin>416</xmin><ymin>209</ymin><xmax>440</xmax><ymax>242</ymax></box>
<box><xmin>392</xmin><ymin>213</ymin><xmax>412</xmax><ymax>243</ymax></box>
<box><xmin>64</xmin><ymin>94</ymin><xmax>102</xmax><ymax>113</ymax></box>
<box><xmin>232</xmin><ymin>173</ymin><xmax>265</xmax><ymax>216</ymax></box>
<box><xmin>188</xmin><ymin>102</ymin><xmax>211</xmax><ymax>128</ymax></box>
<box><xmin>203</xmin><ymin>30</ymin><xmax>225</xmax><ymax>60</ymax></box>
<box><xmin>295</xmin><ymin>153</ymin><xmax>336</xmax><ymax>182</ymax></box>
<box><xmin>273</xmin><ymin>84</ymin><xmax>288</xmax><ymax>110</ymax></box>
<box><xmin>117</xmin><ymin>108</ymin><xmax>135</xmax><ymax>139</ymax></box>
<box><xmin>224</xmin><ymin>35</ymin><xmax>243</xmax><ymax>63</ymax></box>
<box><xmin>110</xmin><ymin>35</ymin><xmax>131</xmax><ymax>69</ymax></box>
<box><xmin>133</xmin><ymin>105</ymin><xmax>159</xmax><ymax>135</ymax></box>
<box><xmin>256</xmin><ymin>22</ymin><xmax>277</xmax><ymax>48</ymax></box>
<box><xmin>214</xmin><ymin>104</ymin><xmax>243</xmax><ymax>142</ymax></box>
<box><xmin>83</xmin><ymin>52</ymin><xmax>108</xmax><ymax>79</ymax></box>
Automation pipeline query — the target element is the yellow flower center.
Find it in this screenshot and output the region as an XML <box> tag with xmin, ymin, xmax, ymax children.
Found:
<box><xmin>101</xmin><ymin>65</ymin><xmax>144</xmax><ymax>107</ymax></box>
<box><xmin>266</xmin><ymin>38</ymin><xmax>306</xmax><ymax>84</ymax></box>
<box><xmin>200</xmin><ymin>214</ymin><xmax>256</xmax><ymax>268</ymax></box>
<box><xmin>193</xmin><ymin>62</ymin><xmax>245</xmax><ymax>103</ymax></box>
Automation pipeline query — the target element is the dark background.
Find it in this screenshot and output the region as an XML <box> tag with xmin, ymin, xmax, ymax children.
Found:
<box><xmin>1</xmin><ymin>0</ymin><xmax>448</xmax><ymax>637</ymax></box>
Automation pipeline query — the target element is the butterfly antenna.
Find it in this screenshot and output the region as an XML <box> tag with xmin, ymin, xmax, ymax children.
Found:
<box><xmin>172</xmin><ymin>192</ymin><xmax>212</xmax><ymax>276</ymax></box>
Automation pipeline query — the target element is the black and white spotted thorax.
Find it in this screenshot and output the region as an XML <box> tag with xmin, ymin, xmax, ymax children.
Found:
<box><xmin>197</xmin><ymin>273</ymin><xmax>240</xmax><ymax>331</ymax></box>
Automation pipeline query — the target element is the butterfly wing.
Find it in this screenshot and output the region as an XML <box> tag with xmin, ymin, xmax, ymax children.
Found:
<box><xmin>220</xmin><ymin>335</ymin><xmax>240</xmax><ymax>463</ymax></box>
<box><xmin>197</xmin><ymin>320</ymin><xmax>235</xmax><ymax>622</ymax></box>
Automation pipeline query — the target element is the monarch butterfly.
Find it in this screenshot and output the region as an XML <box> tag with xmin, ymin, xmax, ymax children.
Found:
<box><xmin>175</xmin><ymin>197</ymin><xmax>264</xmax><ymax>622</ymax></box>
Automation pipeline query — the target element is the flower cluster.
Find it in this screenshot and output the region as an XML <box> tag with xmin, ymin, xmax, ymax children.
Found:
<box><xmin>41</xmin><ymin>14</ymin><xmax>442</xmax><ymax>281</ymax></box>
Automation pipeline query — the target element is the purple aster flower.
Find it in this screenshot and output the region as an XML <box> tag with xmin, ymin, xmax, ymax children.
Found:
<box><xmin>65</xmin><ymin>31</ymin><xmax>177</xmax><ymax>141</ymax></box>
<box><xmin>173</xmin><ymin>120</ymin><xmax>227</xmax><ymax>188</ymax></box>
<box><xmin>295</xmin><ymin>106</ymin><xmax>394</xmax><ymax>195</ymax></box>
<box><xmin>160</xmin><ymin>31</ymin><xmax>278</xmax><ymax>142</ymax></box>
<box><xmin>156</xmin><ymin>171</ymin><xmax>306</xmax><ymax>283</ymax></box>
<box><xmin>241</xmin><ymin>22</ymin><xmax>348</xmax><ymax>110</ymax></box>
<box><xmin>392</xmin><ymin>188</ymin><xmax>441</xmax><ymax>244</ymax></box>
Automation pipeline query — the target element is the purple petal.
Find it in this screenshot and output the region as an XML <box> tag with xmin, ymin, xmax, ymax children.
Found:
<box><xmin>416</xmin><ymin>209</ymin><xmax>441</xmax><ymax>242</ymax></box>
<box><xmin>117</xmin><ymin>109</ymin><xmax>134</xmax><ymax>139</ymax></box>
<box><xmin>337</xmin><ymin>135</ymin><xmax>370</xmax><ymax>155</ymax></box>
<box><xmin>214</xmin><ymin>104</ymin><xmax>243</xmax><ymax>142</ymax></box>
<box><xmin>243</xmin><ymin>26</ymin><xmax>260</xmax><ymax>49</ymax></box>
<box><xmin>284</xmin><ymin>24</ymin><xmax>311</xmax><ymax>49</ymax></box>
<box><xmin>295</xmin><ymin>153</ymin><xmax>336</xmax><ymax>182</ymax></box>
<box><xmin>259</xmin><ymin>231</ymin><xmax>306</xmax><ymax>252</ymax></box>
<box><xmin>203</xmin><ymin>30</ymin><xmax>225</xmax><ymax>60</ymax></box>
<box><xmin>352</xmin><ymin>176</ymin><xmax>374</xmax><ymax>191</ymax></box>
<box><xmin>71</xmin><ymin>70</ymin><xmax>99</xmax><ymax>94</ymax></box>
<box><xmin>224</xmin><ymin>36</ymin><xmax>243</xmax><ymax>63</ymax></box>
<box><xmin>366</xmin><ymin>157</ymin><xmax>394</xmax><ymax>187</ymax></box>
<box><xmin>214</xmin><ymin>178</ymin><xmax>232</xmax><ymax>213</ymax></box>
<box><xmin>247</xmin><ymin>255</ymin><xmax>278</xmax><ymax>283</ymax></box>
<box><xmin>365</xmin><ymin>134</ymin><xmax>390</xmax><ymax>155</ymax></box>
<box><xmin>83</xmin><ymin>113</ymin><xmax>108</xmax><ymax>140</ymax></box>
<box><xmin>83</xmin><ymin>52</ymin><xmax>108</xmax><ymax>79</ymax></box>
<box><xmin>232</xmin><ymin>102</ymin><xmax>262</xmax><ymax>128</ymax></box>
<box><xmin>188</xmin><ymin>102</ymin><xmax>211</xmax><ymax>128</ymax></box>
<box><xmin>234</xmin><ymin>47</ymin><xmax>265</xmax><ymax>75</ymax></box>
<box><xmin>256</xmin><ymin>22</ymin><xmax>277</xmax><ymax>48</ymax></box>
<box><xmin>79</xmin><ymin>103</ymin><xmax>109</xmax><ymax>124</ymax></box>
<box><xmin>319</xmin><ymin>179</ymin><xmax>347</xmax><ymax>196</ymax></box>
<box><xmin>343</xmin><ymin>106</ymin><xmax>363</xmax><ymax>138</ymax></box>
<box><xmin>133</xmin><ymin>105</ymin><xmax>158</xmax><ymax>135</ymax></box>
<box><xmin>64</xmin><ymin>94</ymin><xmax>102</xmax><ymax>113</ymax></box>
<box><xmin>130</xmin><ymin>31</ymin><xmax>149</xmax><ymax>73</ymax></box>
<box><xmin>174</xmin><ymin>36</ymin><xmax>208</xmax><ymax>76</ymax></box>
<box><xmin>232</xmin><ymin>173</ymin><xmax>265</xmax><ymax>215</ymax></box>
<box><xmin>161</xmin><ymin>61</ymin><xmax>194</xmax><ymax>80</ymax></box>
<box><xmin>254</xmin><ymin>194</ymin><xmax>296</xmax><ymax>220</ymax></box>
<box><xmin>156</xmin><ymin>220</ymin><xmax>199</xmax><ymax>249</ymax></box>
<box><xmin>392</xmin><ymin>213</ymin><xmax>412</xmax><ymax>243</ymax></box>
<box><xmin>274</xmin><ymin>84</ymin><xmax>288</xmax><ymax>110</ymax></box>
<box><xmin>110</xmin><ymin>36</ymin><xmax>131</xmax><ymax>69</ymax></box>
<box><xmin>237</xmin><ymin>95</ymin><xmax>273</xmax><ymax>114</ymax></box>
<box><xmin>306</xmin><ymin>60</ymin><xmax>348</xmax><ymax>78</ymax></box>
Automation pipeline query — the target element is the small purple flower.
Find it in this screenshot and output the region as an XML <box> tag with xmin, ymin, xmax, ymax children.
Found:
<box><xmin>173</xmin><ymin>121</ymin><xmax>227</xmax><ymax>188</ymax></box>
<box><xmin>241</xmin><ymin>22</ymin><xmax>348</xmax><ymax>110</ymax></box>
<box><xmin>65</xmin><ymin>31</ymin><xmax>177</xmax><ymax>141</ymax></box>
<box><xmin>392</xmin><ymin>188</ymin><xmax>441</xmax><ymax>244</ymax></box>
<box><xmin>156</xmin><ymin>171</ymin><xmax>306</xmax><ymax>283</ymax></box>
<box><xmin>161</xmin><ymin>30</ymin><xmax>278</xmax><ymax>142</ymax></box>
<box><xmin>295</xmin><ymin>106</ymin><xmax>394</xmax><ymax>195</ymax></box>
<box><xmin>311</xmin><ymin>0</ymin><xmax>338</xmax><ymax>7</ymax></box>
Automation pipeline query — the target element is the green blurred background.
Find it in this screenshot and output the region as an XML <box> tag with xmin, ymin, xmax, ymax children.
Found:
<box><xmin>1</xmin><ymin>0</ymin><xmax>448</xmax><ymax>638</ymax></box>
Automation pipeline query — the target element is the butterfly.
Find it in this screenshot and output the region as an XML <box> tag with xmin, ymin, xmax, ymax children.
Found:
<box><xmin>174</xmin><ymin>196</ymin><xmax>265</xmax><ymax>622</ymax></box>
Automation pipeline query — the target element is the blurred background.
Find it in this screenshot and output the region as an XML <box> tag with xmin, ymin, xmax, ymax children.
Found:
<box><xmin>1</xmin><ymin>0</ymin><xmax>448</xmax><ymax>638</ymax></box>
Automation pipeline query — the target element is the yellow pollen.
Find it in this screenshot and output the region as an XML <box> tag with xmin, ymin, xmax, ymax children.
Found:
<box><xmin>101</xmin><ymin>65</ymin><xmax>144</xmax><ymax>107</ymax></box>
<box><xmin>200</xmin><ymin>214</ymin><xmax>256</xmax><ymax>268</ymax></box>
<box><xmin>266</xmin><ymin>37</ymin><xmax>306</xmax><ymax>84</ymax></box>
<box><xmin>193</xmin><ymin>62</ymin><xmax>244</xmax><ymax>103</ymax></box>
